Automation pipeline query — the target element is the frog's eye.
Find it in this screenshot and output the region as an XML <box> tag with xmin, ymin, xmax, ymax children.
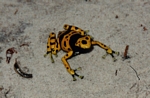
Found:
<box><xmin>75</xmin><ymin>36</ymin><xmax>91</xmax><ymax>49</ymax></box>
<box><xmin>82</xmin><ymin>40</ymin><xmax>87</xmax><ymax>44</ymax></box>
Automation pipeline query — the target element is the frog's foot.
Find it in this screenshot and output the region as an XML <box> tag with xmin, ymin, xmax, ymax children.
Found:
<box><xmin>115</xmin><ymin>51</ymin><xmax>119</xmax><ymax>56</ymax></box>
<box><xmin>44</xmin><ymin>52</ymin><xmax>54</xmax><ymax>63</ymax></box>
<box><xmin>102</xmin><ymin>51</ymin><xmax>119</xmax><ymax>62</ymax></box>
<box><xmin>89</xmin><ymin>35</ymin><xmax>94</xmax><ymax>40</ymax></box>
<box><xmin>84</xmin><ymin>30</ymin><xmax>94</xmax><ymax>39</ymax></box>
<box><xmin>50</xmin><ymin>53</ymin><xmax>54</xmax><ymax>63</ymax></box>
<box><xmin>44</xmin><ymin>54</ymin><xmax>47</xmax><ymax>58</ymax></box>
<box><xmin>72</xmin><ymin>67</ymin><xmax>84</xmax><ymax>81</ymax></box>
<box><xmin>102</xmin><ymin>53</ymin><xmax>108</xmax><ymax>59</ymax></box>
<box><xmin>54</xmin><ymin>54</ymin><xmax>58</xmax><ymax>57</ymax></box>
<box><xmin>84</xmin><ymin>30</ymin><xmax>89</xmax><ymax>34</ymax></box>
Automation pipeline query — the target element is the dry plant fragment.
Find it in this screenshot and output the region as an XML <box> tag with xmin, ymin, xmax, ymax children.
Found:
<box><xmin>85</xmin><ymin>0</ymin><xmax>91</xmax><ymax>1</ymax></box>
<box><xmin>4</xmin><ymin>87</ymin><xmax>11</xmax><ymax>98</ymax></box>
<box><xmin>124</xmin><ymin>45</ymin><xmax>129</xmax><ymax>58</ymax></box>
<box><xmin>14</xmin><ymin>9</ymin><xmax>18</xmax><ymax>15</ymax></box>
<box><xmin>140</xmin><ymin>24</ymin><xmax>147</xmax><ymax>31</ymax></box>
<box><xmin>130</xmin><ymin>83</ymin><xmax>137</xmax><ymax>90</ymax></box>
<box><xmin>115</xmin><ymin>15</ymin><xmax>119</xmax><ymax>18</ymax></box>
<box><xmin>14</xmin><ymin>58</ymin><xmax>33</xmax><ymax>78</ymax></box>
<box><xmin>115</xmin><ymin>70</ymin><xmax>117</xmax><ymax>76</ymax></box>
<box><xmin>143</xmin><ymin>26</ymin><xmax>147</xmax><ymax>31</ymax></box>
<box><xmin>0</xmin><ymin>86</ymin><xmax>4</xmax><ymax>91</ymax></box>
<box><xmin>6</xmin><ymin>47</ymin><xmax>17</xmax><ymax>64</ymax></box>
<box><xmin>0</xmin><ymin>57</ymin><xmax>3</xmax><ymax>63</ymax></box>
<box><xmin>123</xmin><ymin>45</ymin><xmax>130</xmax><ymax>60</ymax></box>
<box><xmin>122</xmin><ymin>45</ymin><xmax>140</xmax><ymax>80</ymax></box>
<box><xmin>20</xmin><ymin>42</ymin><xmax>31</xmax><ymax>47</ymax></box>
<box><xmin>129</xmin><ymin>65</ymin><xmax>140</xmax><ymax>80</ymax></box>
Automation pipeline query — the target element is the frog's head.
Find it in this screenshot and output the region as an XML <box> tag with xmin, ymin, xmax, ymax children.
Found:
<box><xmin>75</xmin><ymin>36</ymin><xmax>92</xmax><ymax>49</ymax></box>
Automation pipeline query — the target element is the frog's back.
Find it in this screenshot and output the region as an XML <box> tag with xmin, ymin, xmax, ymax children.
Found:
<box><xmin>58</xmin><ymin>30</ymin><xmax>83</xmax><ymax>52</ymax></box>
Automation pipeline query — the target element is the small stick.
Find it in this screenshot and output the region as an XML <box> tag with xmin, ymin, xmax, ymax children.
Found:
<box><xmin>0</xmin><ymin>57</ymin><xmax>3</xmax><ymax>63</ymax></box>
<box><xmin>20</xmin><ymin>42</ymin><xmax>30</xmax><ymax>47</ymax></box>
<box><xmin>0</xmin><ymin>86</ymin><xmax>3</xmax><ymax>91</ymax></box>
<box><xmin>130</xmin><ymin>83</ymin><xmax>137</xmax><ymax>90</ymax></box>
<box><xmin>4</xmin><ymin>87</ymin><xmax>10</xmax><ymax>98</ymax></box>
<box><xmin>115</xmin><ymin>70</ymin><xmax>118</xmax><ymax>76</ymax></box>
<box><xmin>14</xmin><ymin>9</ymin><xmax>18</xmax><ymax>15</ymax></box>
<box><xmin>6</xmin><ymin>47</ymin><xmax>17</xmax><ymax>63</ymax></box>
<box><xmin>124</xmin><ymin>45</ymin><xmax>129</xmax><ymax>58</ymax></box>
<box><xmin>143</xmin><ymin>26</ymin><xmax>147</xmax><ymax>31</ymax></box>
<box><xmin>129</xmin><ymin>65</ymin><xmax>140</xmax><ymax>80</ymax></box>
<box><xmin>14</xmin><ymin>58</ymin><xmax>33</xmax><ymax>78</ymax></box>
<box><xmin>123</xmin><ymin>45</ymin><xmax>130</xmax><ymax>60</ymax></box>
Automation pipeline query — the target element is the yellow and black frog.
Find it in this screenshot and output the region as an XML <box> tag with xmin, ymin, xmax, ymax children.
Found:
<box><xmin>44</xmin><ymin>24</ymin><xmax>119</xmax><ymax>81</ymax></box>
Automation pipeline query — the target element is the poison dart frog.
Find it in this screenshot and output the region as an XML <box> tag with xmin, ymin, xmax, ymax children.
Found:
<box><xmin>44</xmin><ymin>24</ymin><xmax>119</xmax><ymax>81</ymax></box>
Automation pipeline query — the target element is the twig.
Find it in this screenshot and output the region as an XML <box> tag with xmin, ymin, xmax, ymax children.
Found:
<box><xmin>130</xmin><ymin>83</ymin><xmax>137</xmax><ymax>90</ymax></box>
<box><xmin>129</xmin><ymin>65</ymin><xmax>140</xmax><ymax>80</ymax></box>
<box><xmin>115</xmin><ymin>70</ymin><xmax>117</xmax><ymax>76</ymax></box>
<box><xmin>20</xmin><ymin>42</ymin><xmax>30</xmax><ymax>47</ymax></box>
<box><xmin>14</xmin><ymin>9</ymin><xmax>18</xmax><ymax>15</ymax></box>
<box><xmin>124</xmin><ymin>45</ymin><xmax>129</xmax><ymax>58</ymax></box>
<box><xmin>0</xmin><ymin>57</ymin><xmax>3</xmax><ymax>63</ymax></box>
<box><xmin>0</xmin><ymin>86</ymin><xmax>3</xmax><ymax>91</ymax></box>
<box><xmin>115</xmin><ymin>15</ymin><xmax>119</xmax><ymax>19</ymax></box>
<box><xmin>6</xmin><ymin>47</ymin><xmax>17</xmax><ymax>63</ymax></box>
<box><xmin>143</xmin><ymin>26</ymin><xmax>147</xmax><ymax>31</ymax></box>
<box><xmin>4</xmin><ymin>87</ymin><xmax>10</xmax><ymax>98</ymax></box>
<box><xmin>123</xmin><ymin>45</ymin><xmax>130</xmax><ymax>60</ymax></box>
<box><xmin>14</xmin><ymin>58</ymin><xmax>33</xmax><ymax>78</ymax></box>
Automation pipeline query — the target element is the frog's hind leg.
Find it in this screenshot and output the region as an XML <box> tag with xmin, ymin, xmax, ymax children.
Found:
<box><xmin>91</xmin><ymin>41</ymin><xmax>119</xmax><ymax>62</ymax></box>
<box><xmin>61</xmin><ymin>51</ymin><xmax>84</xmax><ymax>81</ymax></box>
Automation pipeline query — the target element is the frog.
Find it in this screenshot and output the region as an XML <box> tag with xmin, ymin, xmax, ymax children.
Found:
<box><xmin>44</xmin><ymin>24</ymin><xmax>119</xmax><ymax>81</ymax></box>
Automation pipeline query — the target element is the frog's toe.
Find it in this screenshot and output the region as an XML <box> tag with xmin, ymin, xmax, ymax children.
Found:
<box><xmin>102</xmin><ymin>52</ymin><xmax>109</xmax><ymax>59</ymax></box>
<box><xmin>79</xmin><ymin>75</ymin><xmax>84</xmax><ymax>79</ymax></box>
<box><xmin>113</xmin><ymin>58</ymin><xmax>117</xmax><ymax>62</ymax></box>
<box><xmin>44</xmin><ymin>54</ymin><xmax>47</xmax><ymax>57</ymax></box>
<box><xmin>116</xmin><ymin>52</ymin><xmax>120</xmax><ymax>56</ymax></box>
<box><xmin>71</xmin><ymin>67</ymin><xmax>84</xmax><ymax>81</ymax></box>
<box><xmin>75</xmin><ymin>67</ymin><xmax>82</xmax><ymax>71</ymax></box>
<box><xmin>72</xmin><ymin>75</ymin><xmax>77</xmax><ymax>81</ymax></box>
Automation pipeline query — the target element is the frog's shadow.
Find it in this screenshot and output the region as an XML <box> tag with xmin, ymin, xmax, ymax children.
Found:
<box><xmin>71</xmin><ymin>46</ymin><xmax>94</xmax><ymax>58</ymax></box>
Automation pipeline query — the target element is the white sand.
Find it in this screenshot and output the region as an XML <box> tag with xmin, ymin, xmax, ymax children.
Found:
<box><xmin>0</xmin><ymin>0</ymin><xmax>150</xmax><ymax>98</ymax></box>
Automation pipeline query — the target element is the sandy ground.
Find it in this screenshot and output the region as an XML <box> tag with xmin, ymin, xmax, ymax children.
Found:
<box><xmin>0</xmin><ymin>0</ymin><xmax>150</xmax><ymax>98</ymax></box>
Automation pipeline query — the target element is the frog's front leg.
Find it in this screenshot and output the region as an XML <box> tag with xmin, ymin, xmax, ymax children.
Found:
<box><xmin>44</xmin><ymin>32</ymin><xmax>60</xmax><ymax>63</ymax></box>
<box><xmin>61</xmin><ymin>51</ymin><xmax>84</xmax><ymax>81</ymax></box>
<box><xmin>91</xmin><ymin>41</ymin><xmax>119</xmax><ymax>62</ymax></box>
